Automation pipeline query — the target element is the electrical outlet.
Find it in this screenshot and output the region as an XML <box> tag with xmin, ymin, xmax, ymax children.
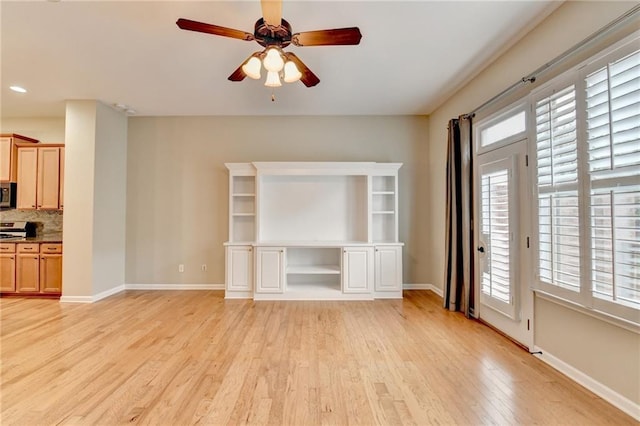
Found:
<box><xmin>178</xmin><ymin>264</ymin><xmax>184</xmax><ymax>273</ymax></box>
<box><xmin>201</xmin><ymin>264</ymin><xmax>207</xmax><ymax>272</ymax></box>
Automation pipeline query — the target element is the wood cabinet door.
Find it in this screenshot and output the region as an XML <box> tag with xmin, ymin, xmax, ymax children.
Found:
<box><xmin>17</xmin><ymin>147</ymin><xmax>38</xmax><ymax>209</ymax></box>
<box><xmin>40</xmin><ymin>255</ymin><xmax>62</xmax><ymax>293</ymax></box>
<box><xmin>0</xmin><ymin>254</ymin><xmax>16</xmax><ymax>292</ymax></box>
<box><xmin>342</xmin><ymin>247</ymin><xmax>374</xmax><ymax>293</ymax></box>
<box><xmin>374</xmin><ymin>246</ymin><xmax>402</xmax><ymax>292</ymax></box>
<box><xmin>255</xmin><ymin>248</ymin><xmax>285</xmax><ymax>293</ymax></box>
<box><xmin>37</xmin><ymin>147</ymin><xmax>60</xmax><ymax>209</ymax></box>
<box><xmin>226</xmin><ymin>246</ymin><xmax>253</xmax><ymax>292</ymax></box>
<box><xmin>17</xmin><ymin>254</ymin><xmax>40</xmax><ymax>292</ymax></box>
<box><xmin>0</xmin><ymin>138</ymin><xmax>11</xmax><ymax>182</ymax></box>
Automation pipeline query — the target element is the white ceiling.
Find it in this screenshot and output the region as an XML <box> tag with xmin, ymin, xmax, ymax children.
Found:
<box><xmin>1</xmin><ymin>1</ymin><xmax>560</xmax><ymax>117</ymax></box>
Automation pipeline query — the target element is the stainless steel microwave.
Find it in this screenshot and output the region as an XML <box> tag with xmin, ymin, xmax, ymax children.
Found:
<box><xmin>0</xmin><ymin>182</ymin><xmax>16</xmax><ymax>208</ymax></box>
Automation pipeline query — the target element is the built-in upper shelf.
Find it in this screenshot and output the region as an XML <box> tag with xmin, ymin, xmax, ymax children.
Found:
<box><xmin>225</xmin><ymin>162</ymin><xmax>402</xmax><ymax>244</ymax></box>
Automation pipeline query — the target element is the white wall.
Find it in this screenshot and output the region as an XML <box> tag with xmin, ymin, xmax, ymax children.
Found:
<box><xmin>126</xmin><ymin>115</ymin><xmax>430</xmax><ymax>286</ymax></box>
<box><xmin>426</xmin><ymin>0</ymin><xmax>640</xmax><ymax>408</ymax></box>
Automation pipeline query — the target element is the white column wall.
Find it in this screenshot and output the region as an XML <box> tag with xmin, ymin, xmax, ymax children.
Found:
<box><xmin>61</xmin><ymin>100</ymin><xmax>127</xmax><ymax>301</ymax></box>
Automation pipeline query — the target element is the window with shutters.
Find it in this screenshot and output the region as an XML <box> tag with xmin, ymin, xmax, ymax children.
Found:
<box><xmin>531</xmin><ymin>33</ymin><xmax>639</xmax><ymax>324</ymax></box>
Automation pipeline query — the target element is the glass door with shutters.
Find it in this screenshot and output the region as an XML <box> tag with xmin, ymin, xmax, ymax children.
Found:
<box><xmin>476</xmin><ymin>140</ymin><xmax>532</xmax><ymax>347</ymax></box>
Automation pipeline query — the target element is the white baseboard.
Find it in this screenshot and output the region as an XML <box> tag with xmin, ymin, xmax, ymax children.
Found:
<box><xmin>124</xmin><ymin>283</ymin><xmax>224</xmax><ymax>291</ymax></box>
<box><xmin>60</xmin><ymin>284</ymin><xmax>222</xmax><ymax>303</ymax></box>
<box><xmin>60</xmin><ymin>285</ymin><xmax>126</xmax><ymax>303</ymax></box>
<box><xmin>92</xmin><ymin>285</ymin><xmax>126</xmax><ymax>302</ymax></box>
<box><xmin>59</xmin><ymin>295</ymin><xmax>94</xmax><ymax>303</ymax></box>
<box><xmin>403</xmin><ymin>283</ymin><xmax>443</xmax><ymax>297</ymax></box>
<box><xmin>533</xmin><ymin>345</ymin><xmax>640</xmax><ymax>421</ymax></box>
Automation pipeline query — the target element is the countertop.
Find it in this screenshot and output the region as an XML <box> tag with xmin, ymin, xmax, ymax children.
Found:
<box><xmin>0</xmin><ymin>233</ymin><xmax>63</xmax><ymax>243</ymax></box>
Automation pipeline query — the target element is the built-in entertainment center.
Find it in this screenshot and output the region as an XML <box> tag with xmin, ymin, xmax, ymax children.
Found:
<box><xmin>224</xmin><ymin>162</ymin><xmax>403</xmax><ymax>300</ymax></box>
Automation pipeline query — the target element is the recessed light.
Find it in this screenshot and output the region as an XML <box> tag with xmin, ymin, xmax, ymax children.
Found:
<box><xmin>10</xmin><ymin>86</ymin><xmax>27</xmax><ymax>93</ymax></box>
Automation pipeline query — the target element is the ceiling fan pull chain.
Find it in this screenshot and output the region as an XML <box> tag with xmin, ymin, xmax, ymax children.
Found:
<box><xmin>271</xmin><ymin>89</ymin><xmax>276</xmax><ymax>102</ymax></box>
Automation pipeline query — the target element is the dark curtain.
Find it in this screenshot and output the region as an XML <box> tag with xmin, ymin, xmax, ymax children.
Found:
<box><xmin>443</xmin><ymin>117</ymin><xmax>474</xmax><ymax>317</ymax></box>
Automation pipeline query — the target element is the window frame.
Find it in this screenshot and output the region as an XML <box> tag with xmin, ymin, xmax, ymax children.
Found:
<box><xmin>528</xmin><ymin>30</ymin><xmax>640</xmax><ymax>325</ymax></box>
<box><xmin>475</xmin><ymin>100</ymin><xmax>529</xmax><ymax>155</ymax></box>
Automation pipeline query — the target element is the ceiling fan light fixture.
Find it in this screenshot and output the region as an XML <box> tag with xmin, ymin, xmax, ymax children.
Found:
<box><xmin>242</xmin><ymin>57</ymin><xmax>262</xmax><ymax>79</ymax></box>
<box><xmin>283</xmin><ymin>61</ymin><xmax>302</xmax><ymax>83</ymax></box>
<box><xmin>264</xmin><ymin>71</ymin><xmax>282</xmax><ymax>87</ymax></box>
<box><xmin>263</xmin><ymin>47</ymin><xmax>284</xmax><ymax>72</ymax></box>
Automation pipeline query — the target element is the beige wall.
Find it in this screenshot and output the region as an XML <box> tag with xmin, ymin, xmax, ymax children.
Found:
<box><xmin>0</xmin><ymin>117</ymin><xmax>65</xmax><ymax>142</ymax></box>
<box><xmin>126</xmin><ymin>115</ymin><xmax>430</xmax><ymax>285</ymax></box>
<box><xmin>536</xmin><ymin>298</ymin><xmax>640</xmax><ymax>405</ymax></box>
<box><xmin>92</xmin><ymin>102</ymin><xmax>127</xmax><ymax>295</ymax></box>
<box><xmin>62</xmin><ymin>100</ymin><xmax>128</xmax><ymax>299</ymax></box>
<box><xmin>426</xmin><ymin>1</ymin><xmax>640</xmax><ymax>406</ymax></box>
<box><xmin>62</xmin><ymin>101</ymin><xmax>97</xmax><ymax>298</ymax></box>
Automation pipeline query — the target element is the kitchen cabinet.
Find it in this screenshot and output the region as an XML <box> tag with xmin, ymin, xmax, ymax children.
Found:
<box><xmin>40</xmin><ymin>244</ymin><xmax>63</xmax><ymax>293</ymax></box>
<box><xmin>17</xmin><ymin>244</ymin><xmax>40</xmax><ymax>292</ymax></box>
<box><xmin>0</xmin><ymin>134</ymin><xmax>39</xmax><ymax>182</ymax></box>
<box><xmin>255</xmin><ymin>247</ymin><xmax>285</xmax><ymax>293</ymax></box>
<box><xmin>374</xmin><ymin>245</ymin><xmax>403</xmax><ymax>293</ymax></box>
<box><xmin>0</xmin><ymin>243</ymin><xmax>16</xmax><ymax>292</ymax></box>
<box><xmin>342</xmin><ymin>246</ymin><xmax>374</xmax><ymax>294</ymax></box>
<box><xmin>17</xmin><ymin>145</ymin><xmax>64</xmax><ymax>210</ymax></box>
<box><xmin>225</xmin><ymin>245</ymin><xmax>253</xmax><ymax>295</ymax></box>
<box><xmin>16</xmin><ymin>147</ymin><xmax>38</xmax><ymax>209</ymax></box>
<box><xmin>0</xmin><ymin>243</ymin><xmax>63</xmax><ymax>296</ymax></box>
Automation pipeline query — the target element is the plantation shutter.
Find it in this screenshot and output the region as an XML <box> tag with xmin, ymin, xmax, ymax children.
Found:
<box><xmin>535</xmin><ymin>85</ymin><xmax>581</xmax><ymax>292</ymax></box>
<box><xmin>585</xmin><ymin>49</ymin><xmax>640</xmax><ymax>308</ymax></box>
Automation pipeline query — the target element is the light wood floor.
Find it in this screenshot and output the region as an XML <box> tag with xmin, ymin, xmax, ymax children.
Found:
<box><xmin>1</xmin><ymin>290</ymin><xmax>635</xmax><ymax>425</ymax></box>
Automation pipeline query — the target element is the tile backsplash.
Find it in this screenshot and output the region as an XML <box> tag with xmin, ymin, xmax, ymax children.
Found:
<box><xmin>0</xmin><ymin>209</ymin><xmax>63</xmax><ymax>234</ymax></box>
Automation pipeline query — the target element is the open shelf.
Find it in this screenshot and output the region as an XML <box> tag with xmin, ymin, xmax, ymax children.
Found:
<box><xmin>372</xmin><ymin>176</ymin><xmax>395</xmax><ymax>192</ymax></box>
<box><xmin>233</xmin><ymin>193</ymin><xmax>255</xmax><ymax>197</ymax></box>
<box><xmin>372</xmin><ymin>191</ymin><xmax>395</xmax><ymax>195</ymax></box>
<box><xmin>287</xmin><ymin>265</ymin><xmax>340</xmax><ymax>274</ymax></box>
<box><xmin>286</xmin><ymin>274</ymin><xmax>342</xmax><ymax>296</ymax></box>
<box><xmin>232</xmin><ymin>213</ymin><xmax>255</xmax><ymax>217</ymax></box>
<box><xmin>233</xmin><ymin>176</ymin><xmax>255</xmax><ymax>194</ymax></box>
<box><xmin>372</xmin><ymin>211</ymin><xmax>395</xmax><ymax>215</ymax></box>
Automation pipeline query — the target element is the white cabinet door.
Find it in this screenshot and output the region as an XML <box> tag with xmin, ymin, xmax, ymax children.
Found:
<box><xmin>342</xmin><ymin>247</ymin><xmax>373</xmax><ymax>293</ymax></box>
<box><xmin>375</xmin><ymin>245</ymin><xmax>402</xmax><ymax>292</ymax></box>
<box><xmin>225</xmin><ymin>246</ymin><xmax>253</xmax><ymax>293</ymax></box>
<box><xmin>255</xmin><ymin>247</ymin><xmax>285</xmax><ymax>293</ymax></box>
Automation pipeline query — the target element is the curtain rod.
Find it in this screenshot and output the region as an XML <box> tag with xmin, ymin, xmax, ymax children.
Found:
<box><xmin>461</xmin><ymin>4</ymin><xmax>640</xmax><ymax>120</ymax></box>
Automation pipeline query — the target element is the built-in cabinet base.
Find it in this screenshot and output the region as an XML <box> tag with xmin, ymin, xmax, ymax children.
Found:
<box><xmin>225</xmin><ymin>243</ymin><xmax>403</xmax><ymax>300</ymax></box>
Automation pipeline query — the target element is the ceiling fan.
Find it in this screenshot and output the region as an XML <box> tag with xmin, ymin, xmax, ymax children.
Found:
<box><xmin>176</xmin><ymin>0</ymin><xmax>362</xmax><ymax>88</ymax></box>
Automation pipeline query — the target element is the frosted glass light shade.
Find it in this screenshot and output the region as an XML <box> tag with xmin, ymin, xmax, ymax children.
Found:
<box><xmin>242</xmin><ymin>57</ymin><xmax>261</xmax><ymax>79</ymax></box>
<box><xmin>264</xmin><ymin>71</ymin><xmax>282</xmax><ymax>87</ymax></box>
<box><xmin>263</xmin><ymin>48</ymin><xmax>284</xmax><ymax>72</ymax></box>
<box><xmin>283</xmin><ymin>61</ymin><xmax>302</xmax><ymax>83</ymax></box>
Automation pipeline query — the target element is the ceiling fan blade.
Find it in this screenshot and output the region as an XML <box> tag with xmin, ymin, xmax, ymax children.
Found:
<box><xmin>260</xmin><ymin>0</ymin><xmax>282</xmax><ymax>27</ymax></box>
<box><xmin>228</xmin><ymin>52</ymin><xmax>261</xmax><ymax>82</ymax></box>
<box><xmin>176</xmin><ymin>18</ymin><xmax>254</xmax><ymax>41</ymax></box>
<box><xmin>284</xmin><ymin>52</ymin><xmax>320</xmax><ymax>87</ymax></box>
<box><xmin>292</xmin><ymin>27</ymin><xmax>362</xmax><ymax>47</ymax></box>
